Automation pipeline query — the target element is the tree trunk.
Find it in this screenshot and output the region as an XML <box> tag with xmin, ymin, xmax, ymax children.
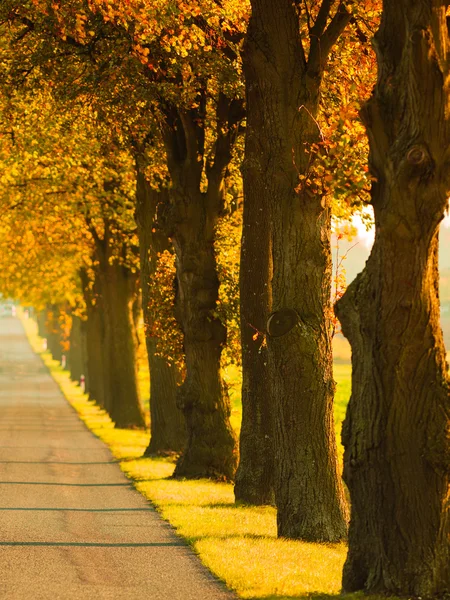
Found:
<box><xmin>234</xmin><ymin>101</ymin><xmax>274</xmax><ymax>505</ymax></box>
<box><xmin>37</xmin><ymin>310</ymin><xmax>46</xmax><ymax>338</ymax></box>
<box><xmin>69</xmin><ymin>314</ymin><xmax>83</xmax><ymax>383</ymax></box>
<box><xmin>81</xmin><ymin>268</ymin><xmax>106</xmax><ymax>407</ymax></box>
<box><xmin>162</xmin><ymin>99</ymin><xmax>241</xmax><ymax>481</ymax></box>
<box><xmin>46</xmin><ymin>304</ymin><xmax>63</xmax><ymax>362</ymax></box>
<box><xmin>171</xmin><ymin>188</ymin><xmax>238</xmax><ymax>480</ymax></box>
<box><xmin>80</xmin><ymin>317</ymin><xmax>89</xmax><ymax>392</ymax></box>
<box><xmin>99</xmin><ymin>258</ymin><xmax>145</xmax><ymax>429</ymax></box>
<box><xmin>243</xmin><ymin>0</ymin><xmax>349</xmax><ymax>540</ymax></box>
<box><xmin>134</xmin><ymin>164</ymin><xmax>186</xmax><ymax>454</ymax></box>
<box><xmin>85</xmin><ymin>294</ymin><xmax>106</xmax><ymax>406</ymax></box>
<box><xmin>335</xmin><ymin>3</ymin><xmax>450</xmax><ymax>595</ymax></box>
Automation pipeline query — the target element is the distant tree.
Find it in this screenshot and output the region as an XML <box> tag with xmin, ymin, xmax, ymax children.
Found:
<box><xmin>133</xmin><ymin>149</ymin><xmax>186</xmax><ymax>454</ymax></box>
<box><xmin>336</xmin><ymin>0</ymin><xmax>450</xmax><ymax>595</ymax></box>
<box><xmin>0</xmin><ymin>0</ymin><xmax>246</xmax><ymax>479</ymax></box>
<box><xmin>0</xmin><ymin>87</ymin><xmax>145</xmax><ymax>428</ymax></box>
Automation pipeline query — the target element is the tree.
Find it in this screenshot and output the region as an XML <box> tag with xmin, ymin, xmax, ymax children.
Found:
<box><xmin>235</xmin><ymin>113</ymin><xmax>274</xmax><ymax>504</ymax></box>
<box><xmin>86</xmin><ymin>1</ymin><xmax>246</xmax><ymax>478</ymax></box>
<box><xmin>87</xmin><ymin>214</ymin><xmax>145</xmax><ymax>429</ymax></box>
<box><xmin>134</xmin><ymin>150</ymin><xmax>186</xmax><ymax>454</ymax></box>
<box><xmin>335</xmin><ymin>1</ymin><xmax>450</xmax><ymax>595</ymax></box>
<box><xmin>235</xmin><ymin>1</ymin><xmax>378</xmax><ymax>508</ymax></box>
<box><xmin>240</xmin><ymin>0</ymin><xmax>351</xmax><ymax>539</ymax></box>
<box><xmin>0</xmin><ymin>83</ymin><xmax>146</xmax><ymax>428</ymax></box>
<box><xmin>68</xmin><ymin>311</ymin><xmax>87</xmax><ymax>384</ymax></box>
<box><xmin>70</xmin><ymin>139</ymin><xmax>146</xmax><ymax>429</ymax></box>
<box><xmin>0</xmin><ymin>0</ymin><xmax>246</xmax><ymax>477</ymax></box>
<box><xmin>0</xmin><ymin>88</ymin><xmax>88</xmax><ymax>315</ymax></box>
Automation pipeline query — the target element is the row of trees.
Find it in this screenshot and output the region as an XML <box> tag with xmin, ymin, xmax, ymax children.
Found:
<box><xmin>0</xmin><ymin>1</ymin><xmax>448</xmax><ymax>597</ymax></box>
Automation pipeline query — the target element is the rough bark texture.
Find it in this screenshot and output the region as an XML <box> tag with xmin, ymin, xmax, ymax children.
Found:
<box><xmin>162</xmin><ymin>97</ymin><xmax>241</xmax><ymax>480</ymax></box>
<box><xmin>244</xmin><ymin>0</ymin><xmax>349</xmax><ymax>540</ymax></box>
<box><xmin>335</xmin><ymin>3</ymin><xmax>450</xmax><ymax>596</ymax></box>
<box><xmin>135</xmin><ymin>163</ymin><xmax>186</xmax><ymax>454</ymax></box>
<box><xmin>171</xmin><ymin>203</ymin><xmax>237</xmax><ymax>480</ymax></box>
<box><xmin>234</xmin><ymin>78</ymin><xmax>274</xmax><ymax>505</ymax></box>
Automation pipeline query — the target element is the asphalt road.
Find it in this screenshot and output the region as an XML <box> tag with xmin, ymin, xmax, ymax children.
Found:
<box><xmin>0</xmin><ymin>315</ymin><xmax>235</xmax><ymax>600</ymax></box>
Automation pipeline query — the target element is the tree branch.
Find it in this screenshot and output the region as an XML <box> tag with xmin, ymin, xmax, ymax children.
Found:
<box><xmin>84</xmin><ymin>212</ymin><xmax>103</xmax><ymax>249</ymax></box>
<box><xmin>321</xmin><ymin>2</ymin><xmax>352</xmax><ymax>57</ymax></box>
<box><xmin>310</xmin><ymin>0</ymin><xmax>335</xmax><ymax>39</ymax></box>
<box><xmin>206</xmin><ymin>93</ymin><xmax>244</xmax><ymax>210</ymax></box>
<box><xmin>308</xmin><ymin>1</ymin><xmax>351</xmax><ymax>75</ymax></box>
<box><xmin>303</xmin><ymin>0</ymin><xmax>313</xmax><ymax>33</ymax></box>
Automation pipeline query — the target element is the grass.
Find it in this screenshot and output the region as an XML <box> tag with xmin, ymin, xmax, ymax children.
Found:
<box><xmin>20</xmin><ymin>312</ymin><xmax>404</xmax><ymax>600</ymax></box>
<box><xmin>224</xmin><ymin>363</ymin><xmax>244</xmax><ymax>433</ymax></box>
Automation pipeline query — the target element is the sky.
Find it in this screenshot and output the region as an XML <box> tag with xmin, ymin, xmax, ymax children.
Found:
<box><xmin>334</xmin><ymin>208</ymin><xmax>450</xmax><ymax>283</ymax></box>
<box><xmin>352</xmin><ymin>209</ymin><xmax>450</xmax><ymax>250</ymax></box>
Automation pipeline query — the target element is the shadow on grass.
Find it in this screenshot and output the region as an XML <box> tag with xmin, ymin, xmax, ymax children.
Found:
<box><xmin>245</xmin><ymin>595</ymin><xmax>346</xmax><ymax>600</ymax></box>
<box><xmin>185</xmin><ymin>533</ymin><xmax>276</xmax><ymax>544</ymax></box>
<box><xmin>130</xmin><ymin>476</ymin><xmax>175</xmax><ymax>484</ymax></box>
<box><xmin>261</xmin><ymin>593</ymin><xmax>450</xmax><ymax>600</ymax></box>
<box><xmin>194</xmin><ymin>502</ymin><xmax>241</xmax><ymax>509</ymax></box>
<box><xmin>119</xmin><ymin>456</ymin><xmax>151</xmax><ymax>464</ymax></box>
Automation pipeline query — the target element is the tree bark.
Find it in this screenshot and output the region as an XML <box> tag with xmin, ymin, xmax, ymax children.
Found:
<box><xmin>134</xmin><ymin>162</ymin><xmax>186</xmax><ymax>454</ymax></box>
<box><xmin>81</xmin><ymin>232</ymin><xmax>145</xmax><ymax>431</ymax></box>
<box><xmin>171</xmin><ymin>183</ymin><xmax>237</xmax><ymax>480</ymax></box>
<box><xmin>234</xmin><ymin>89</ymin><xmax>274</xmax><ymax>505</ymax></box>
<box><xmin>81</xmin><ymin>268</ymin><xmax>106</xmax><ymax>407</ymax></box>
<box><xmin>98</xmin><ymin>255</ymin><xmax>145</xmax><ymax>429</ymax></box>
<box><xmin>79</xmin><ymin>317</ymin><xmax>89</xmax><ymax>391</ymax></box>
<box><xmin>69</xmin><ymin>314</ymin><xmax>83</xmax><ymax>383</ymax></box>
<box><xmin>243</xmin><ymin>0</ymin><xmax>350</xmax><ymax>540</ymax></box>
<box><xmin>335</xmin><ymin>3</ymin><xmax>450</xmax><ymax>596</ymax></box>
<box><xmin>162</xmin><ymin>98</ymin><xmax>241</xmax><ymax>480</ymax></box>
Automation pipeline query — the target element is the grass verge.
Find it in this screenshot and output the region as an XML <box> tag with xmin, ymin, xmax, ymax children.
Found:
<box><xmin>20</xmin><ymin>313</ymin><xmax>402</xmax><ymax>600</ymax></box>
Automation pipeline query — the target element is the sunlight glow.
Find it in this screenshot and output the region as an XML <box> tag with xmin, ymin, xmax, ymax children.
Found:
<box><xmin>351</xmin><ymin>207</ymin><xmax>450</xmax><ymax>249</ymax></box>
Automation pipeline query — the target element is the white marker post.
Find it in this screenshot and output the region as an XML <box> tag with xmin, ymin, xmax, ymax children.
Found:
<box><xmin>80</xmin><ymin>374</ymin><xmax>86</xmax><ymax>393</ymax></box>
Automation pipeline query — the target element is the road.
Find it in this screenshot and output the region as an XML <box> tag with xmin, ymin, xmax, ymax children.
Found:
<box><xmin>0</xmin><ymin>315</ymin><xmax>234</xmax><ymax>600</ymax></box>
